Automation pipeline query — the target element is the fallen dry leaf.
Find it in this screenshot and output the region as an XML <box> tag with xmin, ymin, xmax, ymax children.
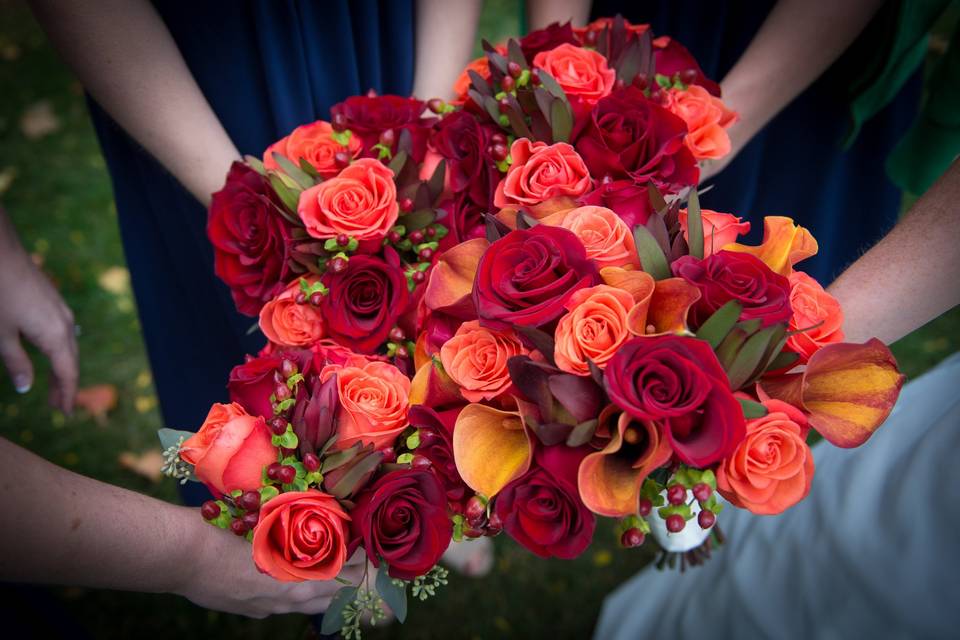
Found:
<box><xmin>0</xmin><ymin>166</ymin><xmax>16</xmax><ymax>195</ymax></box>
<box><xmin>75</xmin><ymin>384</ymin><xmax>118</xmax><ymax>426</ymax></box>
<box><xmin>118</xmin><ymin>449</ymin><xmax>165</xmax><ymax>483</ymax></box>
<box><xmin>20</xmin><ymin>100</ymin><xmax>61</xmax><ymax>139</ymax></box>
<box><xmin>97</xmin><ymin>266</ymin><xmax>130</xmax><ymax>295</ymax></box>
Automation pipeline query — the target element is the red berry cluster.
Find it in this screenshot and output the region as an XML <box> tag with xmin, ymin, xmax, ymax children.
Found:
<box><xmin>201</xmin><ymin>489</ymin><xmax>262</xmax><ymax>537</ymax></box>
<box><xmin>462</xmin><ymin>495</ymin><xmax>503</xmax><ymax>538</ymax></box>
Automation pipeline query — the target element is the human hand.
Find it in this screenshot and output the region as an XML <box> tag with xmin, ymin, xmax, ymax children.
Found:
<box><xmin>0</xmin><ymin>220</ymin><xmax>77</xmax><ymax>413</ymax></box>
<box><xmin>176</xmin><ymin>516</ymin><xmax>366</xmax><ymax>618</ymax></box>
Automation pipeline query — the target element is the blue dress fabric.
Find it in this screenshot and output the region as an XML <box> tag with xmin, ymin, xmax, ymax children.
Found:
<box><xmin>87</xmin><ymin>1</ymin><xmax>415</xmax><ymax>486</ymax></box>
<box><xmin>592</xmin><ymin>0</ymin><xmax>922</xmax><ymax>283</ymax></box>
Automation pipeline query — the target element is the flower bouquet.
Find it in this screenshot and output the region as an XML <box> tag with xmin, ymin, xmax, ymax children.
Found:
<box><xmin>159</xmin><ymin>17</ymin><xmax>905</xmax><ymax>637</ymax></box>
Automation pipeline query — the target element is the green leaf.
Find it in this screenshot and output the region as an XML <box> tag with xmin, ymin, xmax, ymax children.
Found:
<box><xmin>273</xmin><ymin>429</ymin><xmax>299</xmax><ymax>450</ymax></box>
<box><xmin>387</xmin><ymin>149</ymin><xmax>408</xmax><ymax>176</ymax></box>
<box><xmin>399</xmin><ymin>208</ymin><xmax>436</xmax><ymax>231</ymax></box>
<box><xmin>686</xmin><ymin>189</ymin><xmax>704</xmax><ymax>259</ymax></box>
<box><xmin>701</xmin><ymin>469</ymin><xmax>717</xmax><ymax>490</ymax></box>
<box><xmin>726</xmin><ymin>325</ymin><xmax>782</xmax><ymax>390</ymax></box>
<box><xmin>766</xmin><ymin>350</ymin><xmax>800</xmax><ymax>372</ymax></box>
<box><xmin>157</xmin><ymin>427</ymin><xmax>195</xmax><ymax>452</ymax></box>
<box><xmin>244</xmin><ymin>155</ymin><xmax>267</xmax><ymax>175</ymax></box>
<box><xmin>738</xmin><ymin>397</ymin><xmax>768</xmax><ymax>419</ymax></box>
<box><xmin>258</xmin><ymin>485</ymin><xmax>280</xmax><ymax>503</ymax></box>
<box><xmin>330</xmin><ymin>129</ymin><xmax>352</xmax><ymax>147</ymax></box>
<box><xmin>320</xmin><ymin>586</ymin><xmax>358</xmax><ymax>635</ymax></box>
<box><xmin>647</xmin><ymin>184</ymin><xmax>668</xmax><ymax>214</ymax></box>
<box><xmin>298</xmin><ymin>157</ymin><xmax>320</xmax><ymax>179</ymax></box>
<box><xmin>376</xmin><ymin>565</ymin><xmax>408</xmax><ymax>623</ymax></box>
<box><xmin>406</xmin><ymin>430</ymin><xmax>420</xmax><ymax>450</ymax></box>
<box><xmin>323</xmin><ymin>238</ymin><xmax>340</xmax><ymax>251</ymax></box>
<box><xmin>537</xmin><ymin>70</ymin><xmax>567</xmax><ymax>100</ymax></box>
<box><xmin>267</xmin><ymin>174</ymin><xmax>301</xmax><ymax>214</ymax></box>
<box><xmin>696</xmin><ymin>301</ymin><xmax>743</xmax><ymax>349</ymax></box>
<box><xmin>272</xmin><ymin>152</ymin><xmax>315</xmax><ymax>190</ymax></box>
<box><xmin>632</xmin><ymin>224</ymin><xmax>671</xmax><ymax>280</ymax></box>
<box><xmin>397</xmin><ymin>452</ymin><xmax>414</xmax><ymax>465</ymax></box>
<box><xmin>550</xmin><ymin>99</ymin><xmax>573</xmax><ymax>143</ymax></box>
<box><xmin>566</xmin><ymin>419</ymin><xmax>598</xmax><ymax>447</ymax></box>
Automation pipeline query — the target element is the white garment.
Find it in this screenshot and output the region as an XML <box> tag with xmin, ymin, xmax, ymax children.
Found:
<box><xmin>594</xmin><ymin>353</ymin><xmax>960</xmax><ymax>640</ymax></box>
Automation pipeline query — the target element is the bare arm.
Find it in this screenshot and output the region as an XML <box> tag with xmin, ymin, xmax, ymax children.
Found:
<box><xmin>0</xmin><ymin>437</ymin><xmax>362</xmax><ymax>617</ymax></box>
<box><xmin>828</xmin><ymin>160</ymin><xmax>960</xmax><ymax>345</ymax></box>
<box><xmin>413</xmin><ymin>0</ymin><xmax>483</xmax><ymax>101</ymax></box>
<box><xmin>28</xmin><ymin>0</ymin><xmax>239</xmax><ymax>206</ymax></box>
<box><xmin>526</xmin><ymin>0</ymin><xmax>591</xmax><ymax>31</ymax></box>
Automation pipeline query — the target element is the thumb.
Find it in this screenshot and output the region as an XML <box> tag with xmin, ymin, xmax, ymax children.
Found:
<box><xmin>0</xmin><ymin>336</ymin><xmax>34</xmax><ymax>393</ymax></box>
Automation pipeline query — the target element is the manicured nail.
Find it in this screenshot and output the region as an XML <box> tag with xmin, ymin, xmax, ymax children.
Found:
<box><xmin>14</xmin><ymin>375</ymin><xmax>31</xmax><ymax>393</ymax></box>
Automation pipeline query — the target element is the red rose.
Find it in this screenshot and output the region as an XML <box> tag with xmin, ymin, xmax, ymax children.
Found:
<box><xmin>431</xmin><ymin>111</ymin><xmax>500</xmax><ymax>209</ymax></box>
<box><xmin>578</xmin><ymin>178</ymin><xmax>654</xmax><ymax>228</ymax></box>
<box><xmin>408</xmin><ymin>406</ymin><xmax>470</xmax><ymax>507</ymax></box>
<box><xmin>574</xmin><ymin>86</ymin><xmax>699</xmax><ymax>193</ymax></box>
<box><xmin>319</xmin><ymin>252</ymin><xmax>410</xmax><ymax>353</ymax></box>
<box><xmin>207</xmin><ymin>162</ymin><xmax>294</xmax><ymax>316</ymax></box>
<box><xmin>330</xmin><ymin>95</ymin><xmax>433</xmax><ymax>163</ymax></box>
<box><xmin>494</xmin><ymin>445</ymin><xmax>596</xmax><ymax>559</ymax></box>
<box><xmin>473</xmin><ymin>225</ymin><xmax>599</xmax><ymax>329</ymax></box>
<box><xmin>443</xmin><ymin>192</ymin><xmax>490</xmax><ymax>247</ymax></box>
<box><xmin>228</xmin><ymin>354</ymin><xmax>283</xmax><ymax>419</ymax></box>
<box><xmin>672</xmin><ymin>250</ymin><xmax>793</xmax><ymax>328</ymax></box>
<box><xmin>520</xmin><ymin>21</ymin><xmax>578</xmax><ymax>61</ymax></box>
<box><xmin>351</xmin><ymin>469</ymin><xmax>453</xmax><ymax>580</ymax></box>
<box><xmin>653</xmin><ymin>36</ymin><xmax>721</xmax><ymax>96</ymax></box>
<box><xmin>604</xmin><ymin>335</ymin><xmax>745</xmax><ymax>467</ymax></box>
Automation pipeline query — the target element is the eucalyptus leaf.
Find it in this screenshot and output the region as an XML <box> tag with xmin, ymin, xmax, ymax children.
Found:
<box><xmin>632</xmin><ymin>224</ymin><xmax>671</xmax><ymax>280</ymax></box>
<box><xmin>376</xmin><ymin>565</ymin><xmax>408</xmax><ymax>623</ymax></box>
<box><xmin>157</xmin><ymin>427</ymin><xmax>195</xmax><ymax>452</ymax></box>
<box><xmin>320</xmin><ymin>587</ymin><xmax>358</xmax><ymax>635</ymax></box>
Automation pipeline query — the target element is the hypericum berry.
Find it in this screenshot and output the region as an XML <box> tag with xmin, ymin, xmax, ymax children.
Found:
<box><xmin>633</xmin><ymin>74</ymin><xmax>649</xmax><ymax>91</ymax></box>
<box><xmin>693</xmin><ymin>483</ymin><xmax>712</xmax><ymax>503</ymax></box>
<box><xmin>309</xmin><ymin>292</ymin><xmax>323</xmax><ymax>306</ymax></box>
<box><xmin>238</xmin><ymin>491</ymin><xmax>261</xmax><ymax>512</ymax></box>
<box><xmin>501</xmin><ymin>75</ymin><xmax>516</xmax><ymax>92</ymax></box>
<box><xmin>530</xmin><ymin>68</ymin><xmax>541</xmax><ymax>85</ymax></box>
<box><xmin>412</xmin><ymin>270</ymin><xmax>426</xmax><ymax>284</ymax></box>
<box><xmin>614</xmin><ymin>78</ymin><xmax>625</xmax><ymax>91</ymax></box>
<box><xmin>666</xmin><ymin>514</ymin><xmax>686</xmax><ymax>533</ymax></box>
<box><xmin>465</xmin><ymin>496</ymin><xmax>486</xmax><ymax>523</ymax></box>
<box><xmin>201</xmin><ymin>500</ymin><xmax>221</xmax><ymax>521</ymax></box>
<box><xmin>490</xmin><ymin>132</ymin><xmax>507</xmax><ymax>146</ymax></box>
<box><xmin>680</xmin><ymin>69</ymin><xmax>698</xmax><ymax>85</ymax></box>
<box><xmin>303</xmin><ymin>452</ymin><xmax>321</xmax><ymax>472</ymax></box>
<box><xmin>379</xmin><ymin>128</ymin><xmax>396</xmax><ymax>147</ymax></box>
<box><xmin>621</xmin><ymin>527</ymin><xmax>645</xmax><ymax>548</ymax></box>
<box><xmin>380</xmin><ymin>446</ymin><xmax>397</xmax><ymax>464</ymax></box>
<box><xmin>498</xmin><ymin>97</ymin><xmax>510</xmax><ymax>113</ymax></box>
<box><xmin>410</xmin><ymin>454</ymin><xmax>432</xmax><ymax>470</ymax></box>
<box><xmin>266</xmin><ymin>462</ymin><xmax>283</xmax><ymax>481</ymax></box>
<box><xmin>388</xmin><ymin>326</ymin><xmax>406</xmax><ymax>342</ymax></box>
<box><xmin>419</xmin><ymin>248</ymin><xmax>434</xmax><ymax>261</ymax></box>
<box><xmin>274</xmin><ymin>382</ymin><xmax>292</xmax><ymax>402</ymax></box>
<box><xmin>329</xmin><ymin>256</ymin><xmax>348</xmax><ymax>274</ymax></box>
<box><xmin>584</xmin><ymin>29</ymin><xmax>598</xmax><ymax>46</ymax></box>
<box><xmin>273</xmin><ymin>370</ymin><xmax>285</xmax><ymax>385</ymax></box>
<box><xmin>486</xmin><ymin>511</ymin><xmax>503</xmax><ymax>536</ymax></box>
<box><xmin>230</xmin><ymin>518</ymin><xmax>250</xmax><ymax>536</ymax></box>
<box><xmin>507</xmin><ymin>61</ymin><xmax>522</xmax><ymax>78</ymax></box>
<box><xmin>418</xmin><ymin>429</ymin><xmax>439</xmax><ymax>447</ymax></box>
<box><xmin>490</xmin><ymin>143</ymin><xmax>508</xmax><ymax>162</ymax></box>
<box><xmin>334</xmin><ymin>150</ymin><xmax>350</xmax><ymax>168</ymax></box>
<box><xmin>280</xmin><ymin>359</ymin><xmax>298</xmax><ymax>378</ymax></box>
<box><xmin>277</xmin><ymin>465</ymin><xmax>297</xmax><ymax>485</ymax></box>
<box><xmin>400</xmin><ymin>197</ymin><xmax>414</xmax><ymax>213</ymax></box>
<box><xmin>295</xmin><ymin>292</ymin><xmax>308</xmax><ymax>305</ymax></box>
<box><xmin>667</xmin><ymin>484</ymin><xmax>686</xmax><ymax>506</ymax></box>
<box><xmin>463</xmin><ymin>525</ymin><xmax>484</xmax><ymax>539</ymax></box>
<box><xmin>698</xmin><ymin>509</ymin><xmax>716</xmax><ymax>530</ymax></box>
<box><xmin>637</xmin><ymin>498</ymin><xmax>653</xmax><ymax>517</ymax></box>
<box><xmin>396</xmin><ymin>345</ymin><xmax>410</xmax><ymax>359</ymax></box>
<box><xmin>241</xmin><ymin>511</ymin><xmax>260</xmax><ymax>530</ymax></box>
<box><xmin>331</xmin><ymin>113</ymin><xmax>348</xmax><ymax>132</ymax></box>
<box><xmin>649</xmin><ymin>89</ymin><xmax>664</xmax><ymax>103</ymax></box>
<box><xmin>425</xmin><ymin>226</ymin><xmax>437</xmax><ymax>238</ymax></box>
<box><xmin>336</xmin><ymin>233</ymin><xmax>350</xmax><ymax>247</ymax></box>
<box><xmin>427</xmin><ymin>98</ymin><xmax>445</xmax><ymax>114</ymax></box>
<box><xmin>387</xmin><ymin>230</ymin><xmax>402</xmax><ymax>244</ymax></box>
<box><xmin>409</xmin><ymin>229</ymin><xmax>424</xmax><ymax>243</ymax></box>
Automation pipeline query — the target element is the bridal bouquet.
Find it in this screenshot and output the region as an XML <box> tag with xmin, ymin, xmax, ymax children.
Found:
<box><xmin>157</xmin><ymin>17</ymin><xmax>905</xmax><ymax>637</ymax></box>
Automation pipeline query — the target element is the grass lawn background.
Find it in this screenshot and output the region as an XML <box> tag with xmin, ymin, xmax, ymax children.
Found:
<box><xmin>1</xmin><ymin>1</ymin><xmax>957</xmax><ymax>638</ymax></box>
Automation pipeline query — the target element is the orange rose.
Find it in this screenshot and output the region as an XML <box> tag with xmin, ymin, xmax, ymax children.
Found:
<box><xmin>716</xmin><ymin>400</ymin><xmax>814</xmax><ymax>515</ymax></box>
<box><xmin>321</xmin><ymin>360</ymin><xmax>410</xmax><ymax>450</ymax></box>
<box><xmin>558</xmin><ymin>206</ymin><xmax>640</xmax><ymax>270</ymax></box>
<box><xmin>440</xmin><ymin>320</ymin><xmax>528</xmax><ymax>402</ymax></box>
<box><xmin>252</xmin><ymin>490</ymin><xmax>350</xmax><ymax>582</ymax></box>
<box><xmin>298</xmin><ymin>158</ymin><xmax>398</xmax><ymax>242</ymax></box>
<box><xmin>663</xmin><ymin>85</ymin><xmax>738</xmax><ymax>160</ymax></box>
<box><xmin>263</xmin><ymin>120</ymin><xmax>363</xmax><ymax>178</ymax></box>
<box><xmin>555</xmin><ymin>285</ymin><xmax>635</xmax><ymax>375</ymax></box>
<box><xmin>532</xmin><ymin>43</ymin><xmax>615</xmax><ymax>106</ymax></box>
<box><xmin>259</xmin><ymin>279</ymin><xmax>325</xmax><ymax>348</ymax></box>
<box><xmin>786</xmin><ymin>271</ymin><xmax>845</xmax><ymax>362</ymax></box>
<box><xmin>494</xmin><ymin>139</ymin><xmax>592</xmax><ymax>208</ymax></box>
<box><xmin>453</xmin><ymin>55</ymin><xmax>490</xmax><ymax>102</ymax></box>
<box><xmin>180</xmin><ymin>403</ymin><xmax>276</xmax><ymax>497</ymax></box>
<box><xmin>678</xmin><ymin>208</ymin><xmax>751</xmax><ymax>257</ymax></box>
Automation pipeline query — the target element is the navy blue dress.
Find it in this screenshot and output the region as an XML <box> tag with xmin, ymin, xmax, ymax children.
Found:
<box><xmin>592</xmin><ymin>0</ymin><xmax>921</xmax><ymax>283</ymax></box>
<box><xmin>87</xmin><ymin>2</ymin><xmax>415</xmax><ymax>486</ymax></box>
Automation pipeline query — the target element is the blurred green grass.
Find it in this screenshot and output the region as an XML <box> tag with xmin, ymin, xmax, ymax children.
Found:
<box><xmin>0</xmin><ymin>0</ymin><xmax>957</xmax><ymax>638</ymax></box>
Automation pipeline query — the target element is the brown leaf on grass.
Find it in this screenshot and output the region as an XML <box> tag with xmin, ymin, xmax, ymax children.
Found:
<box><xmin>97</xmin><ymin>266</ymin><xmax>130</xmax><ymax>295</ymax></box>
<box><xmin>118</xmin><ymin>449</ymin><xmax>164</xmax><ymax>483</ymax></box>
<box><xmin>19</xmin><ymin>100</ymin><xmax>61</xmax><ymax>139</ymax></box>
<box><xmin>75</xmin><ymin>384</ymin><xmax>118</xmax><ymax>426</ymax></box>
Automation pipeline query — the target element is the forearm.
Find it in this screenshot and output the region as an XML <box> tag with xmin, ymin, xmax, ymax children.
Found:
<box><xmin>0</xmin><ymin>437</ymin><xmax>203</xmax><ymax>594</ymax></box>
<box><xmin>526</xmin><ymin>0</ymin><xmax>591</xmax><ymax>30</ymax></box>
<box><xmin>413</xmin><ymin>0</ymin><xmax>483</xmax><ymax>100</ymax></box>
<box><xmin>720</xmin><ymin>0</ymin><xmax>884</xmax><ymax>152</ymax></box>
<box><xmin>29</xmin><ymin>0</ymin><xmax>239</xmax><ymax>205</ymax></box>
<box><xmin>828</xmin><ymin>160</ymin><xmax>960</xmax><ymax>345</ymax></box>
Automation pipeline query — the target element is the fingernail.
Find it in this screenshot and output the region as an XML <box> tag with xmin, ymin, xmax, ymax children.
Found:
<box><xmin>14</xmin><ymin>375</ymin><xmax>31</xmax><ymax>393</ymax></box>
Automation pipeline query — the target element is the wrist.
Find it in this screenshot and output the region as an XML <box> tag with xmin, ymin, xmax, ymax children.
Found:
<box><xmin>167</xmin><ymin>506</ymin><xmax>214</xmax><ymax>597</ymax></box>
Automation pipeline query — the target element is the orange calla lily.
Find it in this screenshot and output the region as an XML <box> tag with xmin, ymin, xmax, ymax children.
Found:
<box><xmin>422</xmin><ymin>237</ymin><xmax>488</xmax><ymax>312</ymax></box>
<box><xmin>453</xmin><ymin>403</ymin><xmax>532</xmax><ymax>497</ymax></box>
<box><xmin>760</xmin><ymin>339</ymin><xmax>904</xmax><ymax>448</ymax></box>
<box><xmin>645</xmin><ymin>278</ymin><xmax>701</xmax><ymax>335</ymax></box>
<box><xmin>724</xmin><ymin>216</ymin><xmax>818</xmax><ymax>276</ymax></box>
<box><xmin>600</xmin><ymin>267</ymin><xmax>656</xmax><ymax>335</ymax></box>
<box><xmin>409</xmin><ymin>359</ymin><xmax>462</xmax><ymax>408</ymax></box>
<box><xmin>494</xmin><ymin>197</ymin><xmax>578</xmax><ymax>229</ymax></box>
<box><xmin>413</xmin><ymin>332</ymin><xmax>431</xmax><ymax>371</ymax></box>
<box><xmin>577</xmin><ymin>413</ymin><xmax>673</xmax><ymax>517</ymax></box>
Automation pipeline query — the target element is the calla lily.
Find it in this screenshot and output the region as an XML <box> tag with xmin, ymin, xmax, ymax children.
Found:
<box><xmin>724</xmin><ymin>216</ymin><xmax>818</xmax><ymax>276</ymax></box>
<box><xmin>409</xmin><ymin>359</ymin><xmax>463</xmax><ymax>409</ymax></box>
<box><xmin>453</xmin><ymin>403</ymin><xmax>532</xmax><ymax>497</ymax></box>
<box><xmin>422</xmin><ymin>237</ymin><xmax>488</xmax><ymax>312</ymax></box>
<box><xmin>577</xmin><ymin>413</ymin><xmax>673</xmax><ymax>517</ymax></box>
<box><xmin>645</xmin><ymin>278</ymin><xmax>701</xmax><ymax>335</ymax></box>
<box><xmin>760</xmin><ymin>339</ymin><xmax>904</xmax><ymax>447</ymax></box>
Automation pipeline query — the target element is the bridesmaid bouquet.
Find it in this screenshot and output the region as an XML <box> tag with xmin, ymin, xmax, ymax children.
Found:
<box><xmin>158</xmin><ymin>17</ymin><xmax>904</xmax><ymax>636</ymax></box>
